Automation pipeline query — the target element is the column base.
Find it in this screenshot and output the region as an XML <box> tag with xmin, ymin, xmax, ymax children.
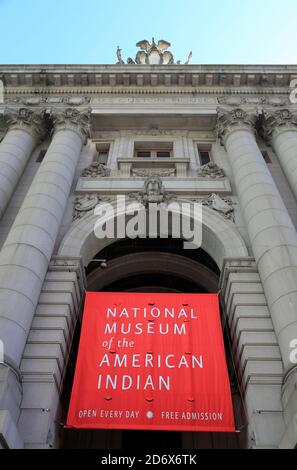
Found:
<box><xmin>219</xmin><ymin>258</ymin><xmax>285</xmax><ymax>448</ymax></box>
<box><xmin>0</xmin><ymin>410</ymin><xmax>23</xmax><ymax>449</ymax></box>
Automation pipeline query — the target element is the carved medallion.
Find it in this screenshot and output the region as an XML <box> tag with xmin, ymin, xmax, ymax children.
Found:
<box><xmin>81</xmin><ymin>162</ymin><xmax>111</xmax><ymax>178</ymax></box>
<box><xmin>197</xmin><ymin>162</ymin><xmax>225</xmax><ymax>179</ymax></box>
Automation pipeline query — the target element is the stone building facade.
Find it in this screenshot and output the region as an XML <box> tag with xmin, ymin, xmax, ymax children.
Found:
<box><xmin>0</xmin><ymin>41</ymin><xmax>297</xmax><ymax>449</ymax></box>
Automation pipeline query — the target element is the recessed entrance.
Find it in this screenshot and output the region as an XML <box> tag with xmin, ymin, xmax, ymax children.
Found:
<box><xmin>60</xmin><ymin>238</ymin><xmax>243</xmax><ymax>449</ymax></box>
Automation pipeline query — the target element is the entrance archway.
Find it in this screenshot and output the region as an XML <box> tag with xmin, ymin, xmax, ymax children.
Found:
<box><xmin>59</xmin><ymin>202</ymin><xmax>248</xmax><ymax>448</ymax></box>
<box><xmin>57</xmin><ymin>202</ymin><xmax>248</xmax><ymax>269</ymax></box>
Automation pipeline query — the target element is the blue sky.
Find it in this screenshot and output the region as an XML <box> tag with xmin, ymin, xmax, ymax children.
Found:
<box><xmin>0</xmin><ymin>0</ymin><xmax>296</xmax><ymax>64</ymax></box>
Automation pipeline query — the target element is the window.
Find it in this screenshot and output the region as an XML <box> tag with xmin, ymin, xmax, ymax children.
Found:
<box><xmin>261</xmin><ymin>150</ymin><xmax>271</xmax><ymax>164</ymax></box>
<box><xmin>96</xmin><ymin>143</ymin><xmax>110</xmax><ymax>165</ymax></box>
<box><xmin>156</xmin><ymin>151</ymin><xmax>171</xmax><ymax>158</ymax></box>
<box><xmin>137</xmin><ymin>151</ymin><xmax>151</xmax><ymax>158</ymax></box>
<box><xmin>134</xmin><ymin>141</ymin><xmax>173</xmax><ymax>159</ymax></box>
<box><xmin>197</xmin><ymin>145</ymin><xmax>211</xmax><ymax>166</ymax></box>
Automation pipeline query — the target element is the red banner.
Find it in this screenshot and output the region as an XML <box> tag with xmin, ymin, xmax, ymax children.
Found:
<box><xmin>66</xmin><ymin>292</ymin><xmax>235</xmax><ymax>432</ymax></box>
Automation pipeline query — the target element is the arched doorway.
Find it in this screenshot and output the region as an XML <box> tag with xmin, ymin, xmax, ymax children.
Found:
<box><xmin>60</xmin><ymin>237</ymin><xmax>244</xmax><ymax>449</ymax></box>
<box><xmin>58</xmin><ymin>201</ymin><xmax>248</xmax><ymax>448</ymax></box>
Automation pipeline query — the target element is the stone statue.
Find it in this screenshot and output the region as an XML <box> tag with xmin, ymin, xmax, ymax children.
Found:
<box><xmin>143</xmin><ymin>175</ymin><xmax>166</xmax><ymax>205</ymax></box>
<box><xmin>184</xmin><ymin>51</ymin><xmax>193</xmax><ymax>65</ymax></box>
<box><xmin>116</xmin><ymin>39</ymin><xmax>192</xmax><ymax>66</ymax></box>
<box><xmin>116</xmin><ymin>46</ymin><xmax>125</xmax><ymax>65</ymax></box>
<box><xmin>135</xmin><ymin>38</ymin><xmax>174</xmax><ymax>65</ymax></box>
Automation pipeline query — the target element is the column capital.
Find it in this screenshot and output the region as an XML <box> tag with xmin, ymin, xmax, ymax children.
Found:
<box><xmin>4</xmin><ymin>107</ymin><xmax>47</xmax><ymax>142</ymax></box>
<box><xmin>216</xmin><ymin>107</ymin><xmax>258</xmax><ymax>144</ymax></box>
<box><xmin>51</xmin><ymin>108</ymin><xmax>91</xmax><ymax>144</ymax></box>
<box><xmin>261</xmin><ymin>108</ymin><xmax>297</xmax><ymax>142</ymax></box>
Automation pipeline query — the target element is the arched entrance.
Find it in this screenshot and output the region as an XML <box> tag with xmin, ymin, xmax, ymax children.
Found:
<box><xmin>58</xmin><ymin>202</ymin><xmax>248</xmax><ymax>448</ymax></box>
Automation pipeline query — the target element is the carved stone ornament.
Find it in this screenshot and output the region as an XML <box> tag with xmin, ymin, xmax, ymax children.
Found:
<box><xmin>22</xmin><ymin>97</ymin><xmax>46</xmax><ymax>106</ymax></box>
<box><xmin>116</xmin><ymin>38</ymin><xmax>192</xmax><ymax>65</ymax></box>
<box><xmin>133</xmin><ymin>129</ymin><xmax>177</xmax><ymax>136</ymax></box>
<box><xmin>64</xmin><ymin>96</ymin><xmax>91</xmax><ymax>106</ymax></box>
<box><xmin>261</xmin><ymin>109</ymin><xmax>297</xmax><ymax>141</ymax></box>
<box><xmin>135</xmin><ymin>38</ymin><xmax>174</xmax><ymax>65</ymax></box>
<box><xmin>4</xmin><ymin>107</ymin><xmax>47</xmax><ymax>141</ymax></box>
<box><xmin>131</xmin><ymin>168</ymin><xmax>176</xmax><ymax>177</ymax></box>
<box><xmin>116</xmin><ymin>46</ymin><xmax>125</xmax><ymax>65</ymax></box>
<box><xmin>129</xmin><ymin>175</ymin><xmax>173</xmax><ymax>207</ymax></box>
<box><xmin>73</xmin><ymin>194</ymin><xmax>113</xmax><ymax>220</ymax></box>
<box><xmin>216</xmin><ymin>107</ymin><xmax>257</xmax><ymax>144</ymax></box>
<box><xmin>217</xmin><ymin>96</ymin><xmax>249</xmax><ymax>107</ymax></box>
<box><xmin>51</xmin><ymin>108</ymin><xmax>91</xmax><ymax>144</ymax></box>
<box><xmin>202</xmin><ymin>193</ymin><xmax>235</xmax><ymax>222</ymax></box>
<box><xmin>218</xmin><ymin>96</ymin><xmax>289</xmax><ymax>107</ymax></box>
<box><xmin>81</xmin><ymin>161</ymin><xmax>111</xmax><ymax>178</ymax></box>
<box><xmin>196</xmin><ymin>162</ymin><xmax>225</xmax><ymax>179</ymax></box>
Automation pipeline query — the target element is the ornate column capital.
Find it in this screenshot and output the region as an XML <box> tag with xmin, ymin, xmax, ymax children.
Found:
<box><xmin>51</xmin><ymin>108</ymin><xmax>91</xmax><ymax>144</ymax></box>
<box><xmin>261</xmin><ymin>109</ymin><xmax>297</xmax><ymax>142</ymax></box>
<box><xmin>4</xmin><ymin>107</ymin><xmax>47</xmax><ymax>142</ymax></box>
<box><xmin>216</xmin><ymin>107</ymin><xmax>257</xmax><ymax>144</ymax></box>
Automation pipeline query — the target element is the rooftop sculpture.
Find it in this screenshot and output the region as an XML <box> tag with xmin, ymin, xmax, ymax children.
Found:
<box><xmin>116</xmin><ymin>38</ymin><xmax>192</xmax><ymax>65</ymax></box>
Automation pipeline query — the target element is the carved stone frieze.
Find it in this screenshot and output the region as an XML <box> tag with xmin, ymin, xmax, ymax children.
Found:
<box><xmin>93</xmin><ymin>96</ymin><xmax>217</xmax><ymax>105</ymax></box>
<box><xmin>203</xmin><ymin>194</ymin><xmax>234</xmax><ymax>222</ymax></box>
<box><xmin>218</xmin><ymin>96</ymin><xmax>289</xmax><ymax>107</ymax></box>
<box><xmin>131</xmin><ymin>168</ymin><xmax>176</xmax><ymax>177</ymax></box>
<box><xmin>64</xmin><ymin>96</ymin><xmax>91</xmax><ymax>106</ymax></box>
<box><xmin>73</xmin><ymin>194</ymin><xmax>114</xmax><ymax>220</ymax></box>
<box><xmin>190</xmin><ymin>193</ymin><xmax>235</xmax><ymax>222</ymax></box>
<box><xmin>196</xmin><ymin>162</ymin><xmax>225</xmax><ymax>179</ymax></box>
<box><xmin>81</xmin><ymin>161</ymin><xmax>111</xmax><ymax>178</ymax></box>
<box><xmin>5</xmin><ymin>95</ymin><xmax>91</xmax><ymax>106</ymax></box>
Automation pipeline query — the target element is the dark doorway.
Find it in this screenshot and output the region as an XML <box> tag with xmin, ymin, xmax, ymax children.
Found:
<box><xmin>60</xmin><ymin>238</ymin><xmax>243</xmax><ymax>449</ymax></box>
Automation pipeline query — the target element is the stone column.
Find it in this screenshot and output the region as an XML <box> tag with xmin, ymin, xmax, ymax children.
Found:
<box><xmin>0</xmin><ymin>108</ymin><xmax>45</xmax><ymax>218</ymax></box>
<box><xmin>262</xmin><ymin>109</ymin><xmax>297</xmax><ymax>201</ymax></box>
<box><xmin>217</xmin><ymin>108</ymin><xmax>297</xmax><ymax>374</ymax></box>
<box><xmin>0</xmin><ymin>108</ymin><xmax>90</xmax><ymax>369</ymax></box>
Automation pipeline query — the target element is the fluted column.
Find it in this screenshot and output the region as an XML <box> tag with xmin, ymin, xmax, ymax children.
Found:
<box><xmin>262</xmin><ymin>109</ymin><xmax>297</xmax><ymax>201</ymax></box>
<box><xmin>0</xmin><ymin>108</ymin><xmax>45</xmax><ymax>218</ymax></box>
<box><xmin>0</xmin><ymin>108</ymin><xmax>90</xmax><ymax>368</ymax></box>
<box><xmin>217</xmin><ymin>107</ymin><xmax>297</xmax><ymax>373</ymax></box>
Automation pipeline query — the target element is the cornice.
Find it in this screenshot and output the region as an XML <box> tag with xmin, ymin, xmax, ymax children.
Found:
<box><xmin>1</xmin><ymin>86</ymin><xmax>293</xmax><ymax>97</ymax></box>
<box><xmin>1</xmin><ymin>64</ymin><xmax>297</xmax><ymax>72</ymax></box>
<box><xmin>0</xmin><ymin>64</ymin><xmax>296</xmax><ymax>90</ymax></box>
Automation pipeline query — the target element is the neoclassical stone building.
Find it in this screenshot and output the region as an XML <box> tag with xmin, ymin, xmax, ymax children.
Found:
<box><xmin>0</xmin><ymin>40</ymin><xmax>297</xmax><ymax>449</ymax></box>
